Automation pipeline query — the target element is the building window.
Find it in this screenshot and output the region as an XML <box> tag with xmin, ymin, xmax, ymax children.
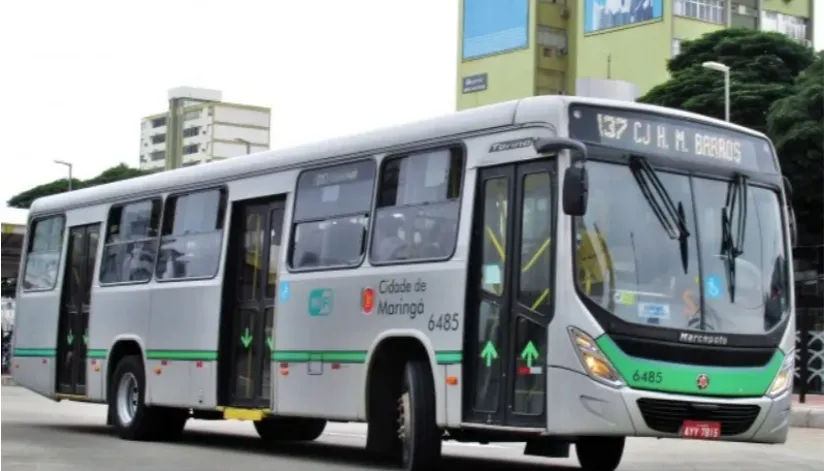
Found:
<box><xmin>150</xmin><ymin>150</ymin><xmax>165</xmax><ymax>161</ymax></box>
<box><xmin>22</xmin><ymin>216</ymin><xmax>65</xmax><ymax>291</ymax></box>
<box><xmin>289</xmin><ymin>160</ymin><xmax>376</xmax><ymax>270</ymax></box>
<box><xmin>761</xmin><ymin>11</ymin><xmax>808</xmax><ymax>43</ymax></box>
<box><xmin>536</xmin><ymin>26</ymin><xmax>567</xmax><ymax>51</ymax></box>
<box><xmin>151</xmin><ymin>134</ymin><xmax>166</xmax><ymax>145</ymax></box>
<box><xmin>151</xmin><ymin>117</ymin><xmax>167</xmax><ymax>128</ymax></box>
<box><xmin>370</xmin><ymin>147</ymin><xmax>464</xmax><ymax>264</ymax></box>
<box><xmin>183</xmin><ymin>144</ymin><xmax>199</xmax><ymax>155</ymax></box>
<box><xmin>156</xmin><ymin>189</ymin><xmax>227</xmax><ymax>280</ymax></box>
<box><xmin>184</xmin><ymin>110</ymin><xmax>200</xmax><ymax>121</ymax></box>
<box><xmin>731</xmin><ymin>2</ymin><xmax>758</xmax><ymax>29</ymax></box>
<box><xmin>182</xmin><ymin>126</ymin><xmax>200</xmax><ymax>138</ymax></box>
<box><xmin>674</xmin><ymin>0</ymin><xmax>724</xmax><ymax>24</ymax></box>
<box><xmin>100</xmin><ymin>199</ymin><xmax>162</xmax><ymax>284</ymax></box>
<box><xmin>672</xmin><ymin>39</ymin><xmax>682</xmax><ymax>56</ymax></box>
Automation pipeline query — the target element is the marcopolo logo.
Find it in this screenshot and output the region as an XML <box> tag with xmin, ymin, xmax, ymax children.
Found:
<box><xmin>308</xmin><ymin>288</ymin><xmax>334</xmax><ymax>317</ymax></box>
<box><xmin>678</xmin><ymin>332</ymin><xmax>728</xmax><ymax>345</ymax></box>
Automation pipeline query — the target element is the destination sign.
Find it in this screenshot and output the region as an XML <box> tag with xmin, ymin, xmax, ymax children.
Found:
<box><xmin>568</xmin><ymin>105</ymin><xmax>777</xmax><ymax>174</ymax></box>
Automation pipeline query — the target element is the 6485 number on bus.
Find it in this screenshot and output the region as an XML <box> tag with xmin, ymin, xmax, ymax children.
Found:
<box><xmin>428</xmin><ymin>313</ymin><xmax>460</xmax><ymax>331</ymax></box>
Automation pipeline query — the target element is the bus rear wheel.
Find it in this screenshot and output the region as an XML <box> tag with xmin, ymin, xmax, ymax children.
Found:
<box><xmin>254</xmin><ymin>417</ymin><xmax>327</xmax><ymax>441</ymax></box>
<box><xmin>109</xmin><ymin>354</ymin><xmax>187</xmax><ymax>441</ymax></box>
<box><xmin>576</xmin><ymin>436</ymin><xmax>625</xmax><ymax>471</ymax></box>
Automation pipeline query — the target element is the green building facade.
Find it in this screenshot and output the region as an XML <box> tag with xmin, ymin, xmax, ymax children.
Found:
<box><xmin>456</xmin><ymin>0</ymin><xmax>815</xmax><ymax>111</ymax></box>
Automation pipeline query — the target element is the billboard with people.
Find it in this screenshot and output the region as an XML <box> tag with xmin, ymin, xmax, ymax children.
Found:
<box><xmin>584</xmin><ymin>0</ymin><xmax>663</xmax><ymax>34</ymax></box>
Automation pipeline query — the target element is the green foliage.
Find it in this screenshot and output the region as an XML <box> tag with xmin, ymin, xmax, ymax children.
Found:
<box><xmin>6</xmin><ymin>163</ymin><xmax>155</xmax><ymax>209</ymax></box>
<box><xmin>767</xmin><ymin>52</ymin><xmax>824</xmax><ymax>239</ymax></box>
<box><xmin>640</xmin><ymin>28</ymin><xmax>815</xmax><ymax>133</ymax></box>
<box><xmin>639</xmin><ymin>28</ymin><xmax>821</xmax><ymax>241</ymax></box>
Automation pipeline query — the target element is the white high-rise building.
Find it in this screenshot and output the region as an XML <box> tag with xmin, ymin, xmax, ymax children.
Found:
<box><xmin>139</xmin><ymin>87</ymin><xmax>271</xmax><ymax>170</ymax></box>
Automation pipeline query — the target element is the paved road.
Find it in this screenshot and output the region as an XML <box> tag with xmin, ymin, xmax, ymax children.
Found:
<box><xmin>3</xmin><ymin>386</ymin><xmax>823</xmax><ymax>471</ymax></box>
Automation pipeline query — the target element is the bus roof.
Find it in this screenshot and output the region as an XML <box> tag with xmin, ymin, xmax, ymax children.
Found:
<box><xmin>29</xmin><ymin>96</ymin><xmax>771</xmax><ymax>217</ymax></box>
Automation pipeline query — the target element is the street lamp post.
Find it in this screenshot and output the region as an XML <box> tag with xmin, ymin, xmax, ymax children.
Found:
<box><xmin>702</xmin><ymin>61</ymin><xmax>731</xmax><ymax>122</ymax></box>
<box><xmin>235</xmin><ymin>138</ymin><xmax>252</xmax><ymax>155</ymax></box>
<box><xmin>53</xmin><ymin>160</ymin><xmax>73</xmax><ymax>191</ymax></box>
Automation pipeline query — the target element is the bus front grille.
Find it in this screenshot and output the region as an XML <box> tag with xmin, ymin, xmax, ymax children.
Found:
<box><xmin>636</xmin><ymin>398</ymin><xmax>761</xmax><ymax>436</ymax></box>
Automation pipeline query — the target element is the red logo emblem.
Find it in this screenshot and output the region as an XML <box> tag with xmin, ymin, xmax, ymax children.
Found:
<box><xmin>361</xmin><ymin>288</ymin><xmax>375</xmax><ymax>315</ymax></box>
<box><xmin>696</xmin><ymin>374</ymin><xmax>710</xmax><ymax>390</ymax></box>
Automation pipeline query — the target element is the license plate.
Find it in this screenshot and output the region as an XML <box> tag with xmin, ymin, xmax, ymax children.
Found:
<box><xmin>680</xmin><ymin>420</ymin><xmax>721</xmax><ymax>439</ymax></box>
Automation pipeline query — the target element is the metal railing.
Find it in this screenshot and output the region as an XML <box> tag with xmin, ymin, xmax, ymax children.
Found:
<box><xmin>794</xmin><ymin>244</ymin><xmax>824</xmax><ymax>403</ymax></box>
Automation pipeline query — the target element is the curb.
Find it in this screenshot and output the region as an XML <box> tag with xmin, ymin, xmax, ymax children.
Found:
<box><xmin>1</xmin><ymin>374</ymin><xmax>821</xmax><ymax>429</ymax></box>
<box><xmin>790</xmin><ymin>407</ymin><xmax>824</xmax><ymax>429</ymax></box>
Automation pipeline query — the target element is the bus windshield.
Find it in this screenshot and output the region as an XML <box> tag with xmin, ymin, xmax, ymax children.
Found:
<box><xmin>575</xmin><ymin>160</ymin><xmax>790</xmax><ymax>335</ymax></box>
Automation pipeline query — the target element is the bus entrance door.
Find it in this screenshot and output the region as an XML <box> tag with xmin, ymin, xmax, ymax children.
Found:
<box><xmin>56</xmin><ymin>223</ymin><xmax>100</xmax><ymax>396</ymax></box>
<box><xmin>463</xmin><ymin>160</ymin><xmax>555</xmax><ymax>429</ymax></box>
<box><xmin>224</xmin><ymin>200</ymin><xmax>285</xmax><ymax>408</ymax></box>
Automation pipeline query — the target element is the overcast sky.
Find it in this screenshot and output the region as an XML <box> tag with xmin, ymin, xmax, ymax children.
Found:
<box><xmin>0</xmin><ymin>0</ymin><xmax>821</xmax><ymax>210</ymax></box>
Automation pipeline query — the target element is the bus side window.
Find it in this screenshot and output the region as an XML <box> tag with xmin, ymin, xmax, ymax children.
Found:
<box><xmin>370</xmin><ymin>147</ymin><xmax>464</xmax><ymax>264</ymax></box>
<box><xmin>100</xmin><ymin>199</ymin><xmax>162</xmax><ymax>285</ymax></box>
<box><xmin>22</xmin><ymin>215</ymin><xmax>65</xmax><ymax>291</ymax></box>
<box><xmin>289</xmin><ymin>159</ymin><xmax>376</xmax><ymax>271</ymax></box>
<box><xmin>156</xmin><ymin>188</ymin><xmax>227</xmax><ymax>281</ymax></box>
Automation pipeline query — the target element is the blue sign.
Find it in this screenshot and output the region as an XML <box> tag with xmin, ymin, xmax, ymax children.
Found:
<box><xmin>279</xmin><ymin>281</ymin><xmax>291</xmax><ymax>302</ymax></box>
<box><xmin>308</xmin><ymin>288</ymin><xmax>334</xmax><ymax>317</ymax></box>
<box><xmin>584</xmin><ymin>0</ymin><xmax>663</xmax><ymax>34</ymax></box>
<box><xmin>462</xmin><ymin>0</ymin><xmax>529</xmax><ymax>60</ymax></box>
<box><xmin>704</xmin><ymin>275</ymin><xmax>723</xmax><ymax>299</ymax></box>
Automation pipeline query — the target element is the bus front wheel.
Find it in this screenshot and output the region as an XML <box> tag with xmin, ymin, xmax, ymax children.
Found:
<box><xmin>576</xmin><ymin>436</ymin><xmax>625</xmax><ymax>471</ymax></box>
<box><xmin>397</xmin><ymin>359</ymin><xmax>442</xmax><ymax>471</ymax></box>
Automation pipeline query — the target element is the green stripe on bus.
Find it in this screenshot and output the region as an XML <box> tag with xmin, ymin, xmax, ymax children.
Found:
<box><xmin>596</xmin><ymin>335</ymin><xmax>782</xmax><ymax>397</ymax></box>
<box><xmin>87</xmin><ymin>349</ymin><xmax>107</xmax><ymax>359</ymax></box>
<box><xmin>272</xmin><ymin>350</ymin><xmax>463</xmax><ymax>365</ymax></box>
<box><xmin>146</xmin><ymin>350</ymin><xmax>218</xmax><ymax>361</ymax></box>
<box><xmin>13</xmin><ymin>348</ymin><xmax>56</xmax><ymax>357</ymax></box>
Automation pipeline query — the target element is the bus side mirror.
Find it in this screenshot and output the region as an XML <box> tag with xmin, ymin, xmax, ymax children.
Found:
<box><xmin>563</xmin><ymin>166</ymin><xmax>588</xmax><ymax>216</ymax></box>
<box><xmin>533</xmin><ymin>137</ymin><xmax>590</xmax><ymax>217</ymax></box>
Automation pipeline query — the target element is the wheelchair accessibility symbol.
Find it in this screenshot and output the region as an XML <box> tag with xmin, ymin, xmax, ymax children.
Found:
<box><xmin>704</xmin><ymin>276</ymin><xmax>723</xmax><ymax>299</ymax></box>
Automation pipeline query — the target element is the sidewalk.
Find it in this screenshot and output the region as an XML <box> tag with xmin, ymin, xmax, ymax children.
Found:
<box><xmin>2</xmin><ymin>375</ymin><xmax>822</xmax><ymax>429</ymax></box>
<box><xmin>791</xmin><ymin>394</ymin><xmax>824</xmax><ymax>429</ymax></box>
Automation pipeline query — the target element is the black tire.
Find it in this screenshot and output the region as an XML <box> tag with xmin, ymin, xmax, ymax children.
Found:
<box><xmin>576</xmin><ymin>436</ymin><xmax>625</xmax><ymax>471</ymax></box>
<box><xmin>399</xmin><ymin>359</ymin><xmax>442</xmax><ymax>471</ymax></box>
<box><xmin>109</xmin><ymin>355</ymin><xmax>157</xmax><ymax>440</ymax></box>
<box><xmin>254</xmin><ymin>417</ymin><xmax>327</xmax><ymax>441</ymax></box>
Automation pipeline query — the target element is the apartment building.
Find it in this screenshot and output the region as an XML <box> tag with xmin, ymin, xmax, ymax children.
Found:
<box><xmin>140</xmin><ymin>89</ymin><xmax>271</xmax><ymax>170</ymax></box>
<box><xmin>457</xmin><ymin>0</ymin><xmax>815</xmax><ymax>110</ymax></box>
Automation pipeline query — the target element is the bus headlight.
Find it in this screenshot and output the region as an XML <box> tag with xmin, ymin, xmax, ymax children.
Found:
<box><xmin>766</xmin><ymin>351</ymin><xmax>794</xmax><ymax>398</ymax></box>
<box><xmin>568</xmin><ymin>327</ymin><xmax>624</xmax><ymax>388</ymax></box>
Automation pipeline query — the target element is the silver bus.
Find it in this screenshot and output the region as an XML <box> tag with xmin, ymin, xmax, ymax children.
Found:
<box><xmin>12</xmin><ymin>96</ymin><xmax>796</xmax><ymax>471</ymax></box>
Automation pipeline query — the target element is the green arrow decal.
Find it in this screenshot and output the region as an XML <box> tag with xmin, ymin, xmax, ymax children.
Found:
<box><xmin>266</xmin><ymin>336</ymin><xmax>274</xmax><ymax>351</ymax></box>
<box><xmin>240</xmin><ymin>328</ymin><xmax>253</xmax><ymax>348</ymax></box>
<box><xmin>66</xmin><ymin>332</ymin><xmax>74</xmax><ymax>345</ymax></box>
<box><xmin>520</xmin><ymin>341</ymin><xmax>539</xmax><ymax>367</ymax></box>
<box><xmin>83</xmin><ymin>330</ymin><xmax>88</xmax><ymax>345</ymax></box>
<box><xmin>480</xmin><ymin>340</ymin><xmax>498</xmax><ymax>367</ymax></box>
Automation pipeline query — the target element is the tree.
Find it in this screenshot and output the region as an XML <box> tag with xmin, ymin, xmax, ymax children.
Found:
<box><xmin>767</xmin><ymin>51</ymin><xmax>824</xmax><ymax>240</ymax></box>
<box><xmin>639</xmin><ymin>28</ymin><xmax>815</xmax><ymax>133</ymax></box>
<box><xmin>6</xmin><ymin>163</ymin><xmax>154</xmax><ymax>209</ymax></box>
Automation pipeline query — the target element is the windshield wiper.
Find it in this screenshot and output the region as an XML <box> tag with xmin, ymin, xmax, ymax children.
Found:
<box><xmin>628</xmin><ymin>154</ymin><xmax>691</xmax><ymax>274</ymax></box>
<box><xmin>720</xmin><ymin>174</ymin><xmax>749</xmax><ymax>303</ymax></box>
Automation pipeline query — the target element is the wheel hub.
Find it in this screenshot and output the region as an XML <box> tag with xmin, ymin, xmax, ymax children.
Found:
<box><xmin>116</xmin><ymin>372</ymin><xmax>139</xmax><ymax>425</ymax></box>
<box><xmin>397</xmin><ymin>391</ymin><xmax>412</xmax><ymax>460</ymax></box>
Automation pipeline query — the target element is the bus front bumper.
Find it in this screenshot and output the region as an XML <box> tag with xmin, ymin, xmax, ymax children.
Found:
<box><xmin>546</xmin><ymin>366</ymin><xmax>791</xmax><ymax>443</ymax></box>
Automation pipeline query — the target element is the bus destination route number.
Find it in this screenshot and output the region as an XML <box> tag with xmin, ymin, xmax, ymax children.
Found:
<box><xmin>568</xmin><ymin>104</ymin><xmax>776</xmax><ymax>174</ymax></box>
